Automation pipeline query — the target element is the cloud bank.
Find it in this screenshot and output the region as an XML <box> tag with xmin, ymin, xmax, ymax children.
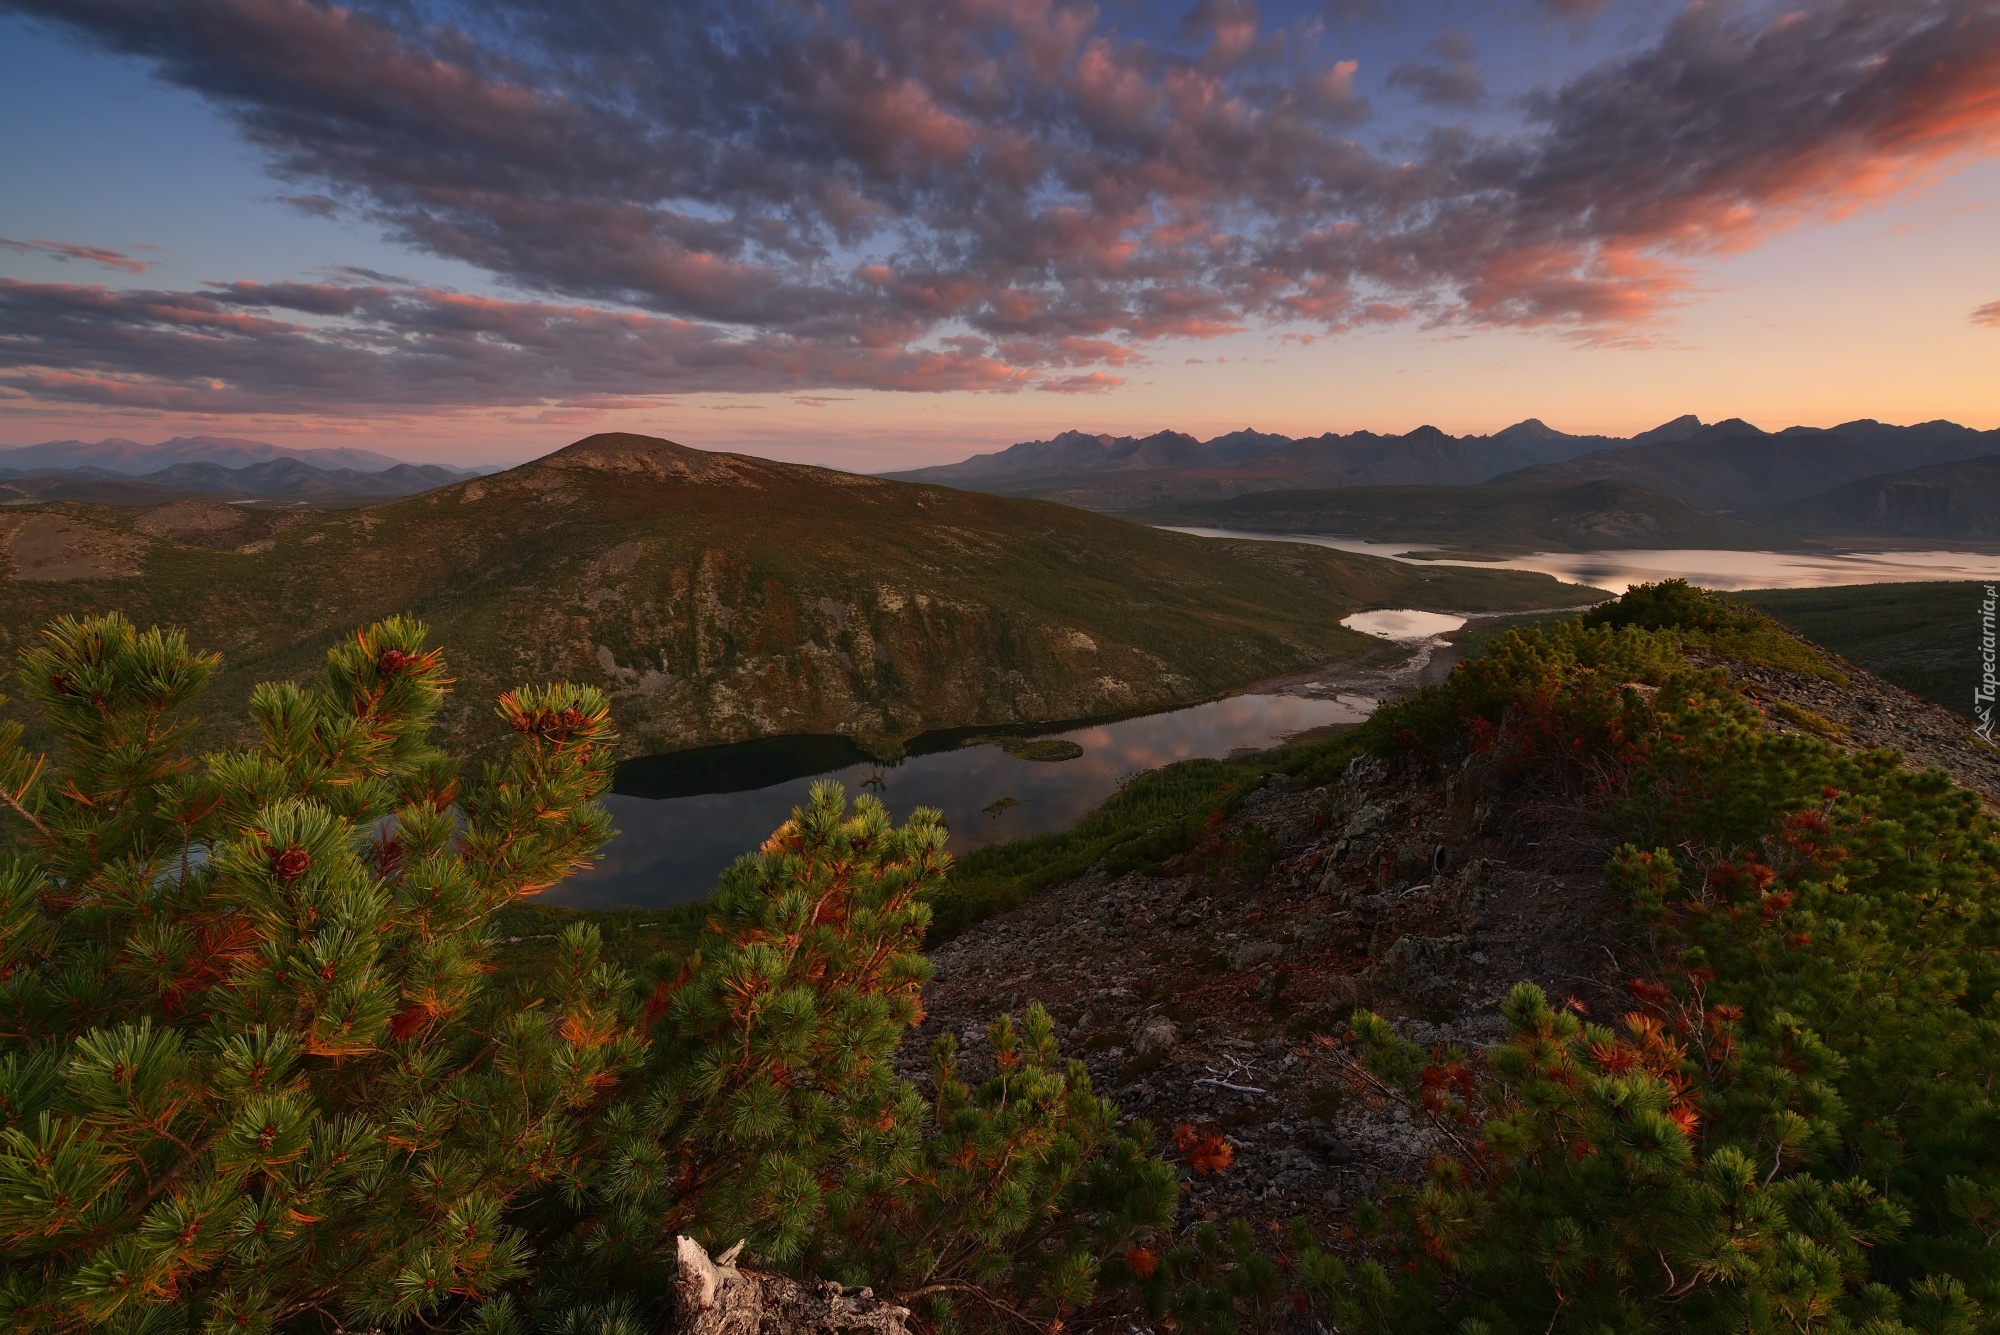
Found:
<box><xmin>3</xmin><ymin>0</ymin><xmax>1997</xmax><ymax>412</ymax></box>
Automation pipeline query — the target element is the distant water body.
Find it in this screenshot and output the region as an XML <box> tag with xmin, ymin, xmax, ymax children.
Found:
<box><xmin>1164</xmin><ymin>529</ymin><xmax>2000</xmax><ymax>594</ymax></box>
<box><xmin>550</xmin><ymin>690</ymin><xmax>1374</xmax><ymax>909</ymax></box>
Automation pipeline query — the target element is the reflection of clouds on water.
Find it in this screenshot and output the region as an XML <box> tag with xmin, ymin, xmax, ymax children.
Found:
<box><xmin>549</xmin><ymin>692</ymin><xmax>1369</xmax><ymax>910</ymax></box>
<box><xmin>1168</xmin><ymin>528</ymin><xmax>2000</xmax><ymax>595</ymax></box>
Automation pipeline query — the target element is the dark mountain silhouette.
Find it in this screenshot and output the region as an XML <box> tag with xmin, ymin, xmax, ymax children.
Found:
<box><xmin>1627</xmin><ymin>414</ymin><xmax>1705</xmax><ymax>447</ymax></box>
<box><xmin>888</xmin><ymin>417</ymin><xmax>1999</xmax><ymax>515</ymax></box>
<box><xmin>1495</xmin><ymin>419</ymin><xmax>2000</xmax><ymax>510</ymax></box>
<box><xmin>886</xmin><ymin>419</ymin><xmax>1620</xmax><ymax>509</ymax></box>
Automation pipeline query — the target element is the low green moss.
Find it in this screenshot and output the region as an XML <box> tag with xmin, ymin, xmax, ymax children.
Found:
<box><xmin>1768</xmin><ymin>697</ymin><xmax>1850</xmax><ymax>737</ymax></box>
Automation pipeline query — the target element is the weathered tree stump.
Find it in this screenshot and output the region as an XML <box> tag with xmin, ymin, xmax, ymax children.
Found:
<box><xmin>669</xmin><ymin>1237</ymin><xmax>913</xmax><ymax>1335</ymax></box>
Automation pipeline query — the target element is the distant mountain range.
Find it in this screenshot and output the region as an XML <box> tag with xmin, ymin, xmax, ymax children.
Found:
<box><xmin>889</xmin><ymin>417</ymin><xmax>2000</xmax><ymax>523</ymax></box>
<box><xmin>0</xmin><ymin>435</ymin><xmax>441</xmax><ymax>474</ymax></box>
<box><xmin>1144</xmin><ymin>421</ymin><xmax>2000</xmax><ymax>551</ymax></box>
<box><xmin>0</xmin><ymin>436</ymin><xmax>488</xmax><ymax>506</ymax></box>
<box><xmin>1492</xmin><ymin>418</ymin><xmax>2000</xmax><ymax>508</ymax></box>
<box><xmin>885</xmin><ymin>418</ymin><xmax>1619</xmax><ymax>509</ymax></box>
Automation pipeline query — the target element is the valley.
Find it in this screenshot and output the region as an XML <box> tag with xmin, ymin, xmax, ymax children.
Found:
<box><xmin>498</xmin><ymin>583</ymin><xmax>2000</xmax><ymax>1269</ymax></box>
<box><xmin>0</xmin><ymin>431</ymin><xmax>1595</xmax><ymax>759</ymax></box>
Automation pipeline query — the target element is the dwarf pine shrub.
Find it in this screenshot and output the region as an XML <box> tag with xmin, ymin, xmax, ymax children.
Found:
<box><xmin>535</xmin><ymin>782</ymin><xmax>1178</xmax><ymax>1326</ymax></box>
<box><xmin>0</xmin><ymin>614</ymin><xmax>1177</xmax><ymax>1335</ymax></box>
<box><xmin>0</xmin><ymin>613</ymin><xmax>634</xmax><ymax>1333</ymax></box>
<box><xmin>1253</xmin><ymin>583</ymin><xmax>2000</xmax><ymax>1333</ymax></box>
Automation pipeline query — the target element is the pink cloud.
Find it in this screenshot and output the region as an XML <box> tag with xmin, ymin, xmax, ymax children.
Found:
<box><xmin>0</xmin><ymin>277</ymin><xmax>1040</xmax><ymax>411</ymax></box>
<box><xmin>1036</xmin><ymin>371</ymin><xmax>1125</xmax><ymax>393</ymax></box>
<box><xmin>0</xmin><ymin>0</ymin><xmax>1994</xmax><ymax>412</ymax></box>
<box><xmin>0</xmin><ymin>236</ymin><xmax>152</xmax><ymax>274</ymax></box>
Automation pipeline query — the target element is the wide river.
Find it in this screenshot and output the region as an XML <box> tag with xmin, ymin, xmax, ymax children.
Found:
<box><xmin>548</xmin><ymin>536</ymin><xmax>2000</xmax><ymax>909</ymax></box>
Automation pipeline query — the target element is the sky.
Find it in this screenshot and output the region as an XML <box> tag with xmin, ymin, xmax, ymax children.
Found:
<box><xmin>0</xmin><ymin>0</ymin><xmax>1996</xmax><ymax>471</ymax></box>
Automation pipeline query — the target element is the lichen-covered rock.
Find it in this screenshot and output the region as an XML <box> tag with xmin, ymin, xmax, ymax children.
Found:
<box><xmin>1133</xmin><ymin>1017</ymin><xmax>1180</xmax><ymax>1055</ymax></box>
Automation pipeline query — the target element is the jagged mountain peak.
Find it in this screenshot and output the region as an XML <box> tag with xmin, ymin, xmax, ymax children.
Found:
<box><xmin>1627</xmin><ymin>414</ymin><xmax>1704</xmax><ymax>446</ymax></box>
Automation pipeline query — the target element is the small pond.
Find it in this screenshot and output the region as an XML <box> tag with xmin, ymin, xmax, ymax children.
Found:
<box><xmin>548</xmin><ymin>690</ymin><xmax>1379</xmax><ymax>909</ymax></box>
<box><xmin>1343</xmin><ymin>609</ymin><xmax>1468</xmax><ymax>640</ymax></box>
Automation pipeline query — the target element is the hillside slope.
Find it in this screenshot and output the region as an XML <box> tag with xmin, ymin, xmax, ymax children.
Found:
<box><xmin>0</xmin><ymin>433</ymin><xmax>1597</xmax><ymax>757</ymax></box>
<box><xmin>1737</xmin><ymin>581</ymin><xmax>1989</xmax><ymax>714</ymax></box>
<box><xmin>1766</xmin><ymin>454</ymin><xmax>2000</xmax><ymax>540</ymax></box>
<box><xmin>1140</xmin><ymin>479</ymin><xmax>1769</xmax><ymax>553</ymax></box>
<box><xmin>903</xmin><ymin>590</ymin><xmax>2000</xmax><ymax>1259</ymax></box>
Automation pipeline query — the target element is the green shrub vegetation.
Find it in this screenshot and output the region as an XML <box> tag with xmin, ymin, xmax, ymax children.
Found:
<box><xmin>0</xmin><ymin>615</ymin><xmax>1171</xmax><ymax>1335</ymax></box>
<box><xmin>0</xmin><ymin>613</ymin><xmax>632</xmax><ymax>1332</ymax></box>
<box><xmin>1246</xmin><ymin>582</ymin><xmax>2000</xmax><ymax>1332</ymax></box>
<box><xmin>933</xmin><ymin>757</ymin><xmax>1270</xmax><ymax>937</ymax></box>
<box><xmin>537</xmin><ymin>784</ymin><xmax>1176</xmax><ymax>1323</ymax></box>
<box><xmin>9</xmin><ymin>580</ymin><xmax>2000</xmax><ymax>1334</ymax></box>
<box><xmin>1580</xmin><ymin>576</ymin><xmax>1847</xmax><ymax>682</ymax></box>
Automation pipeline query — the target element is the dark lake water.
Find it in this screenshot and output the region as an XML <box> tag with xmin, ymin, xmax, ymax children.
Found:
<box><xmin>545</xmin><ymin>690</ymin><xmax>1376</xmax><ymax>909</ymax></box>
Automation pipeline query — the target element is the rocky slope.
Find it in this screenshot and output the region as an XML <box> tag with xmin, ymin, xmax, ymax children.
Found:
<box><xmin>897</xmin><ymin>637</ymin><xmax>2000</xmax><ymax>1234</ymax></box>
<box><xmin>0</xmin><ymin>432</ymin><xmax>1593</xmax><ymax>757</ymax></box>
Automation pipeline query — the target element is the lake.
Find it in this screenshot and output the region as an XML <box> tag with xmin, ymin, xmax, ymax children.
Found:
<box><xmin>549</xmin><ymin>688</ymin><xmax>1380</xmax><ymax>909</ymax></box>
<box><xmin>1164</xmin><ymin>528</ymin><xmax>2000</xmax><ymax>594</ymax></box>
